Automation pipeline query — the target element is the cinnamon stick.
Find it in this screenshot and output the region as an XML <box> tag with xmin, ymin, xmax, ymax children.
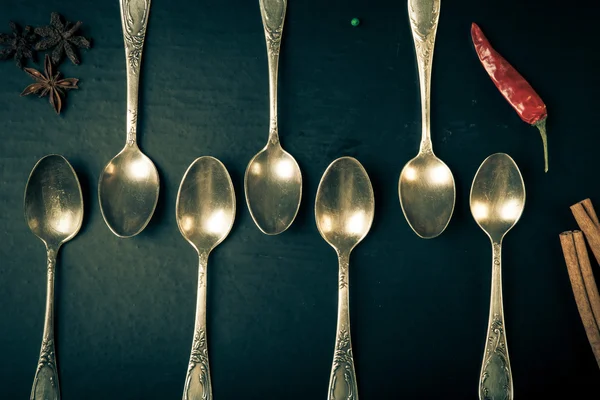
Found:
<box><xmin>573</xmin><ymin>231</ymin><xmax>600</xmax><ymax>333</ymax></box>
<box><xmin>581</xmin><ymin>198</ymin><xmax>600</xmax><ymax>227</ymax></box>
<box><xmin>570</xmin><ymin>201</ymin><xmax>600</xmax><ymax>265</ymax></box>
<box><xmin>559</xmin><ymin>231</ymin><xmax>600</xmax><ymax>368</ymax></box>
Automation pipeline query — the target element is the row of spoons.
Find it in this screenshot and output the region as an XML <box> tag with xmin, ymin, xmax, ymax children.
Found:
<box><xmin>25</xmin><ymin>151</ymin><xmax>524</xmax><ymax>400</ymax></box>
<box><xmin>96</xmin><ymin>0</ymin><xmax>457</xmax><ymax>242</ymax></box>
<box><xmin>96</xmin><ymin>0</ymin><xmax>302</xmax><ymax>240</ymax></box>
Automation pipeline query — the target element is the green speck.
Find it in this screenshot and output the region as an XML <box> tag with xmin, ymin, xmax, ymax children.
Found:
<box><xmin>351</xmin><ymin>18</ymin><xmax>360</xmax><ymax>27</ymax></box>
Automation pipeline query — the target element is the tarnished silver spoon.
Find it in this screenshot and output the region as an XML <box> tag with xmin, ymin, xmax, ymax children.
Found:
<box><xmin>315</xmin><ymin>157</ymin><xmax>375</xmax><ymax>400</ymax></box>
<box><xmin>244</xmin><ymin>0</ymin><xmax>302</xmax><ymax>235</ymax></box>
<box><xmin>98</xmin><ymin>0</ymin><xmax>159</xmax><ymax>238</ymax></box>
<box><xmin>398</xmin><ymin>0</ymin><xmax>455</xmax><ymax>239</ymax></box>
<box><xmin>24</xmin><ymin>155</ymin><xmax>84</xmax><ymax>400</ymax></box>
<box><xmin>176</xmin><ymin>156</ymin><xmax>236</xmax><ymax>400</ymax></box>
<box><xmin>470</xmin><ymin>153</ymin><xmax>525</xmax><ymax>400</ymax></box>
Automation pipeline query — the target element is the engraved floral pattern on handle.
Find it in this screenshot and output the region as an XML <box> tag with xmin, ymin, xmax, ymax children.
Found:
<box><xmin>184</xmin><ymin>329</ymin><xmax>211</xmax><ymax>400</ymax></box>
<box><xmin>197</xmin><ymin>252</ymin><xmax>208</xmax><ymax>288</ymax></box>
<box><xmin>260</xmin><ymin>0</ymin><xmax>285</xmax><ymax>56</ymax></box>
<box><xmin>31</xmin><ymin>247</ymin><xmax>60</xmax><ymax>400</ymax></box>
<box><xmin>338</xmin><ymin>253</ymin><xmax>349</xmax><ymax>290</ymax></box>
<box><xmin>259</xmin><ymin>0</ymin><xmax>286</xmax><ymax>140</ymax></box>
<box><xmin>120</xmin><ymin>0</ymin><xmax>151</xmax><ymax>146</ymax></box>
<box><xmin>127</xmin><ymin>109</ymin><xmax>137</xmax><ymax>146</ymax></box>
<box><xmin>480</xmin><ymin>315</ymin><xmax>511</xmax><ymax>400</ymax></box>
<box><xmin>479</xmin><ymin>242</ymin><xmax>513</xmax><ymax>400</ymax></box>
<box><xmin>330</xmin><ymin>327</ymin><xmax>357</xmax><ymax>400</ymax></box>
<box><xmin>329</xmin><ymin>252</ymin><xmax>358</xmax><ymax>400</ymax></box>
<box><xmin>121</xmin><ymin>0</ymin><xmax>150</xmax><ymax>71</ymax></box>
<box><xmin>31</xmin><ymin>338</ymin><xmax>59</xmax><ymax>400</ymax></box>
<box><xmin>264</xmin><ymin>24</ymin><xmax>282</xmax><ymax>56</ymax></box>
<box><xmin>183</xmin><ymin>252</ymin><xmax>212</xmax><ymax>400</ymax></box>
<box><xmin>408</xmin><ymin>0</ymin><xmax>440</xmax><ymax>149</ymax></box>
<box><xmin>408</xmin><ymin>0</ymin><xmax>440</xmax><ymax>70</ymax></box>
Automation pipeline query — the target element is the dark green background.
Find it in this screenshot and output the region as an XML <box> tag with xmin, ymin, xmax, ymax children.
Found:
<box><xmin>1</xmin><ymin>0</ymin><xmax>599</xmax><ymax>398</ymax></box>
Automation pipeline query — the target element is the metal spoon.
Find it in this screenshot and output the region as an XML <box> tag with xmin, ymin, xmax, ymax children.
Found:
<box><xmin>244</xmin><ymin>0</ymin><xmax>302</xmax><ymax>235</ymax></box>
<box><xmin>176</xmin><ymin>156</ymin><xmax>236</xmax><ymax>400</ymax></box>
<box><xmin>398</xmin><ymin>0</ymin><xmax>455</xmax><ymax>239</ymax></box>
<box><xmin>315</xmin><ymin>157</ymin><xmax>375</xmax><ymax>400</ymax></box>
<box><xmin>24</xmin><ymin>155</ymin><xmax>84</xmax><ymax>400</ymax></box>
<box><xmin>470</xmin><ymin>153</ymin><xmax>525</xmax><ymax>400</ymax></box>
<box><xmin>98</xmin><ymin>0</ymin><xmax>159</xmax><ymax>238</ymax></box>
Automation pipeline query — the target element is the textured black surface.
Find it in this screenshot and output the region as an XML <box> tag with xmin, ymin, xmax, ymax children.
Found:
<box><xmin>1</xmin><ymin>0</ymin><xmax>599</xmax><ymax>398</ymax></box>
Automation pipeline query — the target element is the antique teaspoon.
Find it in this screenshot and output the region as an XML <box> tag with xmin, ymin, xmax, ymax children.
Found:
<box><xmin>244</xmin><ymin>0</ymin><xmax>302</xmax><ymax>235</ymax></box>
<box><xmin>470</xmin><ymin>153</ymin><xmax>525</xmax><ymax>400</ymax></box>
<box><xmin>176</xmin><ymin>156</ymin><xmax>236</xmax><ymax>400</ymax></box>
<box><xmin>25</xmin><ymin>155</ymin><xmax>84</xmax><ymax>400</ymax></box>
<box><xmin>315</xmin><ymin>157</ymin><xmax>375</xmax><ymax>400</ymax></box>
<box><xmin>98</xmin><ymin>0</ymin><xmax>159</xmax><ymax>238</ymax></box>
<box><xmin>398</xmin><ymin>0</ymin><xmax>455</xmax><ymax>239</ymax></box>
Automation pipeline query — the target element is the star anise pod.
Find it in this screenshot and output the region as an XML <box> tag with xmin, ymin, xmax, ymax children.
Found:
<box><xmin>34</xmin><ymin>12</ymin><xmax>91</xmax><ymax>65</ymax></box>
<box><xmin>0</xmin><ymin>21</ymin><xmax>37</xmax><ymax>68</ymax></box>
<box><xmin>21</xmin><ymin>54</ymin><xmax>79</xmax><ymax>114</ymax></box>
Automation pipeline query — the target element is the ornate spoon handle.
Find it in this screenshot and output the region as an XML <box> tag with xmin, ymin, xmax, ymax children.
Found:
<box><xmin>408</xmin><ymin>0</ymin><xmax>440</xmax><ymax>152</ymax></box>
<box><xmin>183</xmin><ymin>253</ymin><xmax>212</xmax><ymax>400</ymax></box>
<box><xmin>30</xmin><ymin>247</ymin><xmax>60</xmax><ymax>400</ymax></box>
<box><xmin>120</xmin><ymin>0</ymin><xmax>151</xmax><ymax>146</ymax></box>
<box><xmin>479</xmin><ymin>242</ymin><xmax>513</xmax><ymax>400</ymax></box>
<box><xmin>259</xmin><ymin>0</ymin><xmax>286</xmax><ymax>144</ymax></box>
<box><xmin>328</xmin><ymin>253</ymin><xmax>358</xmax><ymax>400</ymax></box>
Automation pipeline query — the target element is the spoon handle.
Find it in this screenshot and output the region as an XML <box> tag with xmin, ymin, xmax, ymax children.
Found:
<box><xmin>408</xmin><ymin>0</ymin><xmax>440</xmax><ymax>153</ymax></box>
<box><xmin>120</xmin><ymin>0</ymin><xmax>152</xmax><ymax>147</ymax></box>
<box><xmin>479</xmin><ymin>242</ymin><xmax>513</xmax><ymax>400</ymax></box>
<box><xmin>30</xmin><ymin>247</ymin><xmax>60</xmax><ymax>400</ymax></box>
<box><xmin>259</xmin><ymin>0</ymin><xmax>287</xmax><ymax>144</ymax></box>
<box><xmin>328</xmin><ymin>253</ymin><xmax>358</xmax><ymax>400</ymax></box>
<box><xmin>183</xmin><ymin>253</ymin><xmax>213</xmax><ymax>400</ymax></box>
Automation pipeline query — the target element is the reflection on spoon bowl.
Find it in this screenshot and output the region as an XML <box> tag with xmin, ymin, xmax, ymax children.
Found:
<box><xmin>25</xmin><ymin>154</ymin><xmax>84</xmax><ymax>247</ymax></box>
<box><xmin>245</xmin><ymin>143</ymin><xmax>302</xmax><ymax>235</ymax></box>
<box><xmin>177</xmin><ymin>156</ymin><xmax>236</xmax><ymax>252</ymax></box>
<box><xmin>315</xmin><ymin>157</ymin><xmax>375</xmax><ymax>251</ymax></box>
<box><xmin>470</xmin><ymin>153</ymin><xmax>525</xmax><ymax>241</ymax></box>
<box><xmin>98</xmin><ymin>145</ymin><xmax>160</xmax><ymax>238</ymax></box>
<box><xmin>399</xmin><ymin>152</ymin><xmax>455</xmax><ymax>239</ymax></box>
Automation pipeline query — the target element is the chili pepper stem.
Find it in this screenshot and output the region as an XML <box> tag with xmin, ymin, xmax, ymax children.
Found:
<box><xmin>534</xmin><ymin>117</ymin><xmax>549</xmax><ymax>173</ymax></box>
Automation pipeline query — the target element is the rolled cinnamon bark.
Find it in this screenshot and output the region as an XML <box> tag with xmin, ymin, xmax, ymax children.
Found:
<box><xmin>559</xmin><ymin>231</ymin><xmax>600</xmax><ymax>368</ymax></box>
<box><xmin>573</xmin><ymin>231</ymin><xmax>600</xmax><ymax>333</ymax></box>
<box><xmin>570</xmin><ymin>202</ymin><xmax>600</xmax><ymax>265</ymax></box>
<box><xmin>580</xmin><ymin>198</ymin><xmax>600</xmax><ymax>227</ymax></box>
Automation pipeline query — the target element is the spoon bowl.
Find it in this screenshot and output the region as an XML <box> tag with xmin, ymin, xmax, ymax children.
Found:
<box><xmin>25</xmin><ymin>155</ymin><xmax>84</xmax><ymax>247</ymax></box>
<box><xmin>245</xmin><ymin>143</ymin><xmax>302</xmax><ymax>235</ymax></box>
<box><xmin>177</xmin><ymin>156</ymin><xmax>236</xmax><ymax>253</ymax></box>
<box><xmin>176</xmin><ymin>156</ymin><xmax>235</xmax><ymax>400</ymax></box>
<box><xmin>99</xmin><ymin>145</ymin><xmax>160</xmax><ymax>238</ymax></box>
<box><xmin>24</xmin><ymin>154</ymin><xmax>83</xmax><ymax>400</ymax></box>
<box><xmin>470</xmin><ymin>153</ymin><xmax>525</xmax><ymax>242</ymax></box>
<box><xmin>399</xmin><ymin>152</ymin><xmax>455</xmax><ymax>238</ymax></box>
<box><xmin>316</xmin><ymin>157</ymin><xmax>374</xmax><ymax>252</ymax></box>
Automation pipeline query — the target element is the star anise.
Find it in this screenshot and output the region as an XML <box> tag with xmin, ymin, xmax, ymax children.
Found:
<box><xmin>0</xmin><ymin>22</ymin><xmax>37</xmax><ymax>68</ymax></box>
<box><xmin>21</xmin><ymin>54</ymin><xmax>79</xmax><ymax>114</ymax></box>
<box><xmin>34</xmin><ymin>12</ymin><xmax>91</xmax><ymax>65</ymax></box>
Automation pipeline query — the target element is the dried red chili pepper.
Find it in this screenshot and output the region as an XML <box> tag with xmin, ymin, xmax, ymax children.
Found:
<box><xmin>471</xmin><ymin>22</ymin><xmax>548</xmax><ymax>172</ymax></box>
